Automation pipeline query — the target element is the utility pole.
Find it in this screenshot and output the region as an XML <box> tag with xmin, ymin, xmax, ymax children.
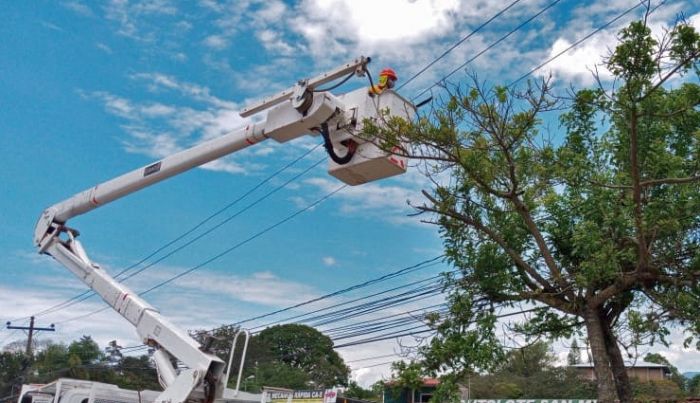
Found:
<box><xmin>6</xmin><ymin>316</ymin><xmax>55</xmax><ymax>356</ymax></box>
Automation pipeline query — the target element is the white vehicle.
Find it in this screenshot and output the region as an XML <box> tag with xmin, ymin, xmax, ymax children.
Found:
<box><xmin>19</xmin><ymin>379</ymin><xmax>161</xmax><ymax>403</ymax></box>
<box><xmin>26</xmin><ymin>57</ymin><xmax>415</xmax><ymax>403</ymax></box>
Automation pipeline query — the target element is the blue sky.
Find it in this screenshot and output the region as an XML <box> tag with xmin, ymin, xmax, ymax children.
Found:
<box><xmin>2</xmin><ymin>0</ymin><xmax>700</xmax><ymax>387</ymax></box>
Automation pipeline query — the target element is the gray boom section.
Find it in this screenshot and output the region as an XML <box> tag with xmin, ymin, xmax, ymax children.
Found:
<box><xmin>34</xmin><ymin>123</ymin><xmax>266</xmax><ymax>249</ymax></box>
<box><xmin>239</xmin><ymin>56</ymin><xmax>369</xmax><ymax>117</ymax></box>
<box><xmin>45</xmin><ymin>238</ymin><xmax>226</xmax><ymax>403</ymax></box>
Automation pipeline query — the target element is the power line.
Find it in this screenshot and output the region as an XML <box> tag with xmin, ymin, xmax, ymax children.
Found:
<box><xmin>54</xmin><ymin>183</ymin><xmax>348</xmax><ymax>325</ymax></box>
<box><xmin>397</xmin><ymin>0</ymin><xmax>523</xmax><ymax>91</ymax></box>
<box><xmin>115</xmin><ymin>274</ymin><xmax>450</xmax><ymax>352</ymax></box>
<box><xmin>411</xmin><ymin>0</ymin><xmax>563</xmax><ymax>101</ymax></box>
<box><xmin>120</xmin><ymin>157</ymin><xmax>326</xmax><ymax>285</ymax></box>
<box><xmin>0</xmin><ymin>329</ymin><xmax>22</xmax><ymax>347</ymax></box>
<box><xmin>334</xmin><ymin>326</ymin><xmax>435</xmax><ymax>349</ymax></box>
<box><xmin>324</xmin><ymin>306</ymin><xmax>447</xmax><ymax>339</ymax></box>
<box><xmin>6</xmin><ymin>317</ymin><xmax>55</xmax><ymax>356</ymax></box>
<box><xmin>217</xmin><ymin>255</ymin><xmax>445</xmax><ymax>330</ymax></box>
<box><xmin>333</xmin><ymin>307</ymin><xmax>539</xmax><ymax>349</ymax></box>
<box><xmin>330</xmin><ymin>309</ymin><xmax>446</xmax><ymax>341</ymax></box>
<box><xmin>508</xmin><ymin>0</ymin><xmax>664</xmax><ymax>86</ymax></box>
<box><xmin>35</xmin><ymin>156</ymin><xmax>325</xmax><ymax>321</ymax></box>
<box><xmin>345</xmin><ymin>353</ymin><xmax>401</xmax><ymax>363</ymax></box>
<box><xmin>352</xmin><ymin>359</ymin><xmax>400</xmax><ymax>370</ymax></box>
<box><xmin>321</xmin><ymin>302</ymin><xmax>445</xmax><ymax>336</ymax></box>
<box><xmin>248</xmin><ymin>272</ymin><xmax>447</xmax><ymax>331</ymax></box>
<box><xmin>15</xmin><ymin>145</ymin><xmax>323</xmax><ymax>322</ymax></box>
<box><xmin>305</xmin><ymin>286</ymin><xmax>444</xmax><ymax>329</ymax></box>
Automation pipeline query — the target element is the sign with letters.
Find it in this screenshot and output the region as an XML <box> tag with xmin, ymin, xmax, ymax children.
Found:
<box><xmin>269</xmin><ymin>389</ymin><xmax>338</xmax><ymax>403</ymax></box>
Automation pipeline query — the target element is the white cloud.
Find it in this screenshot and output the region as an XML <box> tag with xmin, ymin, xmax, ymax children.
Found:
<box><xmin>131</xmin><ymin>72</ymin><xmax>237</xmax><ymax>109</ymax></box>
<box><xmin>540</xmin><ymin>5</ymin><xmax>700</xmax><ymax>87</ymax></box>
<box><xmin>542</xmin><ymin>34</ymin><xmax>616</xmax><ymax>86</ymax></box>
<box><xmin>292</xmin><ymin>0</ymin><xmax>460</xmax><ymax>57</ymax></box>
<box><xmin>203</xmin><ymin>34</ymin><xmax>229</xmax><ymax>50</ymax></box>
<box><xmin>62</xmin><ymin>1</ymin><xmax>94</xmax><ymax>17</ymax></box>
<box><xmin>173</xmin><ymin>270</ymin><xmax>320</xmax><ymax>307</ymax></box>
<box><xmin>322</xmin><ymin>256</ymin><xmax>337</xmax><ymax>266</ymax></box>
<box><xmin>40</xmin><ymin>21</ymin><xmax>64</xmax><ymax>32</ymax></box>
<box><xmin>104</xmin><ymin>0</ymin><xmax>178</xmax><ymax>41</ymax></box>
<box><xmin>0</xmin><ymin>284</ymin><xmax>140</xmax><ymax>349</ymax></box>
<box><xmin>96</xmin><ymin>42</ymin><xmax>113</xmax><ymax>54</ymax></box>
<box><xmin>82</xmin><ymin>71</ymin><xmax>260</xmax><ymax>175</ymax></box>
<box><xmin>87</xmin><ymin>95</ymin><xmax>248</xmax><ymax>173</ymax></box>
<box><xmin>301</xmin><ymin>177</ymin><xmax>426</xmax><ymax>225</ymax></box>
<box><xmin>257</xmin><ymin>30</ymin><xmax>297</xmax><ymax>55</ymax></box>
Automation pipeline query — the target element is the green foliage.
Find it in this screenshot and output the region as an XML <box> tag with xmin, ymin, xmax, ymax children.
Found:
<box><xmin>0</xmin><ymin>351</ymin><xmax>29</xmax><ymax>398</ymax></box>
<box><xmin>688</xmin><ymin>374</ymin><xmax>700</xmax><ymax>397</ymax></box>
<box><xmin>368</xmin><ymin>14</ymin><xmax>700</xmax><ymax>403</ymax></box>
<box><xmin>391</xmin><ymin>361</ymin><xmax>423</xmax><ymax>390</ymax></box>
<box><xmin>200</xmin><ymin>324</ymin><xmax>349</xmax><ymax>391</ymax></box>
<box><xmin>643</xmin><ymin>353</ymin><xmax>686</xmax><ymax>392</ymax></box>
<box><xmin>254</xmin><ymin>362</ymin><xmax>310</xmax><ymax>390</ymax></box>
<box><xmin>343</xmin><ymin>380</ymin><xmax>381</xmax><ymax>401</ymax></box>
<box><xmin>112</xmin><ymin>355</ymin><xmax>161</xmax><ymax>391</ymax></box>
<box><xmin>631</xmin><ymin>378</ymin><xmax>684</xmax><ymax>402</ymax></box>
<box><xmin>255</xmin><ymin>324</ymin><xmax>349</xmax><ymax>388</ymax></box>
<box><xmin>567</xmin><ymin>339</ymin><xmax>582</xmax><ymax>365</ymax></box>
<box><xmin>0</xmin><ymin>337</ymin><xmax>161</xmax><ymax>397</ymax></box>
<box><xmin>454</xmin><ymin>343</ymin><xmax>596</xmax><ymax>399</ymax></box>
<box><xmin>67</xmin><ymin>336</ymin><xmax>102</xmax><ymax>365</ymax></box>
<box><xmin>389</xmin><ymin>361</ymin><xmax>425</xmax><ymax>403</ymax></box>
<box><xmin>496</xmin><ymin>342</ymin><xmax>556</xmax><ymax>377</ymax></box>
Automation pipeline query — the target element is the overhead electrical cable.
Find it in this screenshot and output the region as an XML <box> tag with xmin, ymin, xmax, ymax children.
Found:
<box><xmin>54</xmin><ymin>183</ymin><xmax>348</xmax><ymax>325</ymax></box>
<box><xmin>397</xmin><ymin>0</ymin><xmax>523</xmax><ymax>91</ymax></box>
<box><xmin>329</xmin><ymin>309</ymin><xmax>447</xmax><ymax>341</ymax></box>
<box><xmin>115</xmin><ymin>274</ymin><xmax>451</xmax><ymax>351</ymax></box>
<box><xmin>304</xmin><ymin>286</ymin><xmax>445</xmax><ymax>328</ymax></box>
<box><xmin>322</xmin><ymin>305</ymin><xmax>447</xmax><ymax>338</ymax></box>
<box><xmin>120</xmin><ymin>157</ymin><xmax>326</xmax><ymax>284</ymax></box>
<box><xmin>15</xmin><ymin>145</ymin><xmax>323</xmax><ymax>322</ymax></box>
<box><xmin>248</xmin><ymin>273</ymin><xmax>451</xmax><ymax>331</ymax></box>
<box><xmin>345</xmin><ymin>353</ymin><xmax>402</xmax><ymax>363</ymax></box>
<box><xmin>333</xmin><ymin>307</ymin><xmax>539</xmax><ymax>348</ymax></box>
<box><xmin>215</xmin><ymin>255</ymin><xmax>445</xmax><ymax>330</ymax></box>
<box><xmin>352</xmin><ymin>359</ymin><xmax>402</xmax><ymax>369</ymax></box>
<box><xmin>508</xmin><ymin>0</ymin><xmax>666</xmax><ymax>86</ymax></box>
<box><xmin>43</xmin><ymin>156</ymin><xmax>328</xmax><ymax>318</ymax></box>
<box><xmin>411</xmin><ymin>0</ymin><xmax>563</xmax><ymax>101</ymax></box>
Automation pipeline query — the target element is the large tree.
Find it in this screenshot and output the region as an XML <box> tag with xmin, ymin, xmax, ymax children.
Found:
<box><xmin>198</xmin><ymin>324</ymin><xmax>349</xmax><ymax>390</ymax></box>
<box><xmin>0</xmin><ymin>337</ymin><xmax>161</xmax><ymax>394</ymax></box>
<box><xmin>254</xmin><ymin>324</ymin><xmax>349</xmax><ymax>389</ymax></box>
<box><xmin>368</xmin><ymin>12</ymin><xmax>700</xmax><ymax>403</ymax></box>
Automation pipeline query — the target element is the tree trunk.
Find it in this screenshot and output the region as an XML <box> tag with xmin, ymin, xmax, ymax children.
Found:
<box><xmin>601</xmin><ymin>312</ymin><xmax>633</xmax><ymax>403</ymax></box>
<box><xmin>584</xmin><ymin>308</ymin><xmax>618</xmax><ymax>403</ymax></box>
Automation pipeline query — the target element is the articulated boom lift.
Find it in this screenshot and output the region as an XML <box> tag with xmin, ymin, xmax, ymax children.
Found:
<box><xmin>29</xmin><ymin>57</ymin><xmax>415</xmax><ymax>403</ymax></box>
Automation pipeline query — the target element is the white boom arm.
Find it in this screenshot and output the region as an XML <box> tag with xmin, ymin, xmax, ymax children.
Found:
<box><xmin>33</xmin><ymin>57</ymin><xmax>415</xmax><ymax>403</ymax></box>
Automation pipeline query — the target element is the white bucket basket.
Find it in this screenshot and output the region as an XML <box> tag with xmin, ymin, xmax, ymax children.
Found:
<box><xmin>328</xmin><ymin>89</ymin><xmax>415</xmax><ymax>185</ymax></box>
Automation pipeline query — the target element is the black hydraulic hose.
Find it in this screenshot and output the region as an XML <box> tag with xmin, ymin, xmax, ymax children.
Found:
<box><xmin>415</xmin><ymin>96</ymin><xmax>433</xmax><ymax>109</ymax></box>
<box><xmin>320</xmin><ymin>123</ymin><xmax>356</xmax><ymax>165</ymax></box>
<box><xmin>312</xmin><ymin>70</ymin><xmax>356</xmax><ymax>92</ymax></box>
<box><xmin>365</xmin><ymin>67</ymin><xmax>376</xmax><ymax>91</ymax></box>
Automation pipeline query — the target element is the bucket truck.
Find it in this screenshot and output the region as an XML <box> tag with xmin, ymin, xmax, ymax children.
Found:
<box><xmin>23</xmin><ymin>57</ymin><xmax>415</xmax><ymax>403</ymax></box>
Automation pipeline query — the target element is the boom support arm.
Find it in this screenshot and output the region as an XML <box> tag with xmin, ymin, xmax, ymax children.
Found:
<box><xmin>33</xmin><ymin>57</ymin><xmax>415</xmax><ymax>403</ymax></box>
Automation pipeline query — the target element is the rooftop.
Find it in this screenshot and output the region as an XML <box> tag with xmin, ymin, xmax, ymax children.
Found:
<box><xmin>569</xmin><ymin>361</ymin><xmax>669</xmax><ymax>369</ymax></box>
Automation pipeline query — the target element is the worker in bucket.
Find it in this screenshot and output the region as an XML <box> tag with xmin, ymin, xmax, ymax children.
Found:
<box><xmin>369</xmin><ymin>67</ymin><xmax>397</xmax><ymax>96</ymax></box>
